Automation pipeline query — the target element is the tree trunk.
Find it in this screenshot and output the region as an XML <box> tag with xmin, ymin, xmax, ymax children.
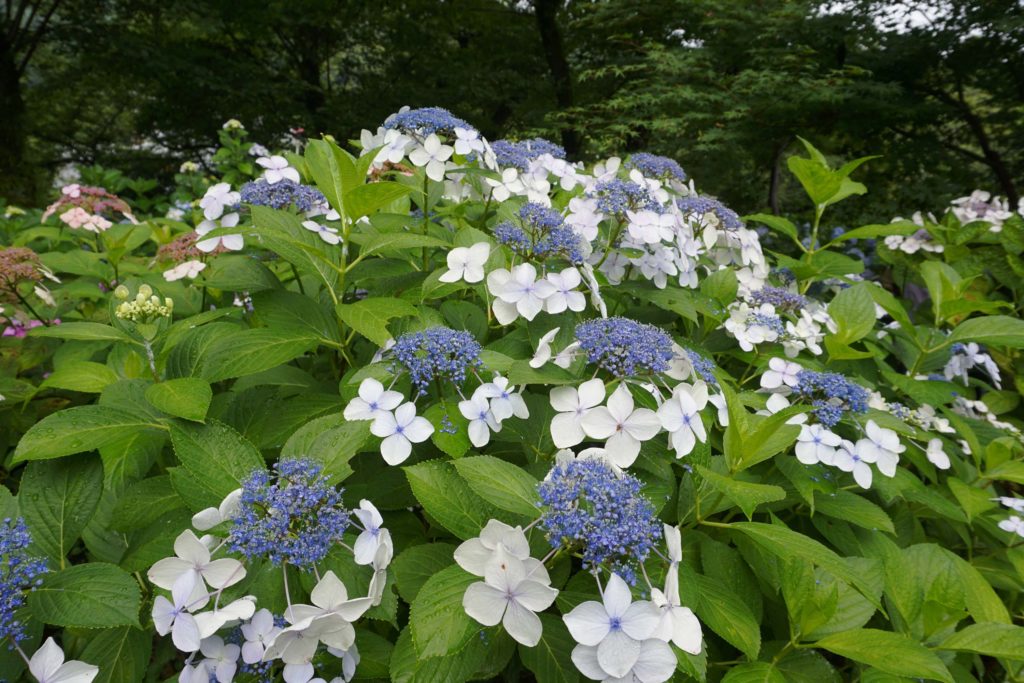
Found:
<box><xmin>533</xmin><ymin>0</ymin><xmax>580</xmax><ymax>157</ymax></box>
<box><xmin>0</xmin><ymin>32</ymin><xmax>29</xmax><ymax>203</ymax></box>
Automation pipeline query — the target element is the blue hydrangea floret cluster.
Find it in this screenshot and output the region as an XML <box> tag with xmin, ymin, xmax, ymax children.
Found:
<box><xmin>575</xmin><ymin>317</ymin><xmax>674</xmax><ymax>377</ymax></box>
<box><xmin>676</xmin><ymin>195</ymin><xmax>743</xmax><ymax>230</ymax></box>
<box><xmin>793</xmin><ymin>369</ymin><xmax>870</xmax><ymax>427</ymax></box>
<box><xmin>686</xmin><ymin>349</ymin><xmax>719</xmax><ymax>385</ymax></box>
<box><xmin>240</xmin><ymin>179</ymin><xmax>326</xmax><ymax>213</ymax></box>
<box><xmin>384</xmin><ymin>106</ymin><xmax>473</xmax><ymax>137</ymax></box>
<box><xmin>493</xmin><ymin>202</ymin><xmax>585</xmax><ymax>265</ymax></box>
<box><xmin>592</xmin><ymin>179</ymin><xmax>661</xmax><ymax>215</ymax></box>
<box><xmin>626</xmin><ymin>153</ymin><xmax>688</xmax><ymax>183</ymax></box>
<box><xmin>538</xmin><ymin>459</ymin><xmax>662</xmax><ymax>584</ymax></box>
<box><xmin>749</xmin><ymin>286</ymin><xmax>808</xmax><ymax>312</ymax></box>
<box><xmin>0</xmin><ymin>517</ymin><xmax>48</xmax><ymax>643</ymax></box>
<box><xmin>228</xmin><ymin>458</ymin><xmax>349</xmax><ymax>567</ymax></box>
<box><xmin>391</xmin><ymin>326</ymin><xmax>483</xmax><ymax>395</ymax></box>
<box><xmin>491</xmin><ymin>138</ymin><xmax>566</xmax><ymax>171</ymax></box>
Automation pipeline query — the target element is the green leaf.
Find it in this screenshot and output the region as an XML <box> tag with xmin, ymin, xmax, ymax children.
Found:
<box><xmin>200</xmin><ymin>254</ymin><xmax>281</xmax><ymax>292</ymax></box>
<box><xmin>390</xmin><ymin>625</ymin><xmax>484</xmax><ymax>683</ymax></box>
<box><xmin>722</xmin><ymin>662</ymin><xmax>786</xmax><ymax>683</ymax></box>
<box><xmin>814</xmin><ymin>490</ymin><xmax>895</xmax><ymax>534</ymax></box>
<box><xmin>828</xmin><ymin>284</ymin><xmax>875</xmax><ymax>344</ymax></box>
<box><xmin>700</xmin><ymin>268</ymin><xmax>738</xmax><ymax>306</ymax></box>
<box><xmin>201</xmin><ymin>328</ymin><xmax>318</xmax><ymax>382</ymax></box>
<box><xmin>336</xmin><ymin>297</ymin><xmax>419</xmax><ymax>346</ymax></box>
<box><xmin>453</xmin><ymin>456</ymin><xmax>541</xmax><ymax>518</ymax></box>
<box><xmin>787</xmin><ymin>155</ymin><xmax>841</xmax><ymax>207</ymax></box>
<box><xmin>281</xmin><ymin>415</ymin><xmax>370</xmax><ymax>483</ymax></box>
<box><xmin>111</xmin><ymin>475</ymin><xmax>185</xmax><ymax>532</ymax></box>
<box><xmin>345</xmin><ymin>181</ymin><xmax>414</xmax><ymax>218</ymax></box>
<box><xmin>305</xmin><ymin>138</ymin><xmax>357</xmax><ymax>216</ymax></box>
<box><xmin>827</xmin><ymin>221</ymin><xmax>920</xmax><ymax>245</ymax></box>
<box><xmin>681</xmin><ymin>565</ymin><xmax>760</xmax><ymax>659</ymax></box>
<box><xmin>519</xmin><ymin>613</ymin><xmax>580</xmax><ymax>683</ymax></box>
<box><xmin>14</xmin><ymin>405</ymin><xmax>165</xmax><ymax>462</ymax></box>
<box><xmin>506</xmin><ymin>360</ymin><xmax>579</xmax><ymax>386</ymax></box>
<box><xmin>80</xmin><ymin>627</ymin><xmax>152</xmax><ymax>683</ymax></box>
<box><xmin>813</xmin><ymin>629</ymin><xmax>952</xmax><ymax>683</ymax></box>
<box><xmin>392</xmin><ymin>543</ymin><xmax>457</xmax><ymax>603</ymax></box>
<box><xmin>28</xmin><ymin>322</ymin><xmax>135</xmax><ymax>344</ymax></box>
<box><xmin>746</xmin><ymin>213</ymin><xmax>799</xmax><ymax>242</ymax></box>
<box><xmin>19</xmin><ymin>455</ymin><xmax>104</xmax><ymax>564</ymax></box>
<box><xmin>40</xmin><ymin>361</ymin><xmax>119</xmax><ymax>393</ymax></box>
<box><xmin>423</xmin><ymin>402</ymin><xmax>471</xmax><ymax>458</ymax></box>
<box><xmin>937</xmin><ymin>623</ymin><xmax>1024</xmax><ymax>660</ymax></box>
<box><xmin>170</xmin><ymin>420</ymin><xmax>265</xmax><ymax>505</ymax></box>
<box><xmin>409</xmin><ymin>564</ymin><xmax>478</xmax><ymax>657</ymax></box>
<box><xmin>353</xmin><ymin>232</ymin><xmax>448</xmax><ymax>258</ymax></box>
<box><xmin>695</xmin><ymin>465</ymin><xmax>785</xmax><ymax>520</ymax></box>
<box><xmin>948</xmin><ymin>315</ymin><xmax>1024</xmax><ymax>348</ymax></box>
<box><xmin>732</xmin><ymin>521</ymin><xmax>879</xmax><ymax>604</ymax></box>
<box><xmin>145</xmin><ymin>378</ymin><xmax>212</xmax><ymax>422</ymax></box>
<box><xmin>30</xmin><ymin>563</ymin><xmax>141</xmax><ymax>628</ymax></box>
<box><xmin>405</xmin><ymin>460</ymin><xmax>501</xmax><ymax>540</ymax></box>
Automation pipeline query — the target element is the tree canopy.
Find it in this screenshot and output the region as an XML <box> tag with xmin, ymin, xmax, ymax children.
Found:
<box><xmin>2</xmin><ymin>0</ymin><xmax>1022</xmax><ymax>223</ymax></box>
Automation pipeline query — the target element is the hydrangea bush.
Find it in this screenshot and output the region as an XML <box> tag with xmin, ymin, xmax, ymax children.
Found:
<box><xmin>0</xmin><ymin>114</ymin><xmax>1023</xmax><ymax>682</ymax></box>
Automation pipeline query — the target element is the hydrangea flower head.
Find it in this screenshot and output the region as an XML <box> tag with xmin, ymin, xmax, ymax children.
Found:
<box><xmin>686</xmin><ymin>349</ymin><xmax>718</xmax><ymax>386</ymax></box>
<box><xmin>491</xmin><ymin>138</ymin><xmax>567</xmax><ymax>171</ymax></box>
<box><xmin>626</xmin><ymin>153</ymin><xmax>687</xmax><ymax>183</ymax></box>
<box><xmin>575</xmin><ymin>317</ymin><xmax>673</xmax><ymax>377</ymax></box>
<box><xmin>391</xmin><ymin>326</ymin><xmax>483</xmax><ymax>395</ymax></box>
<box><xmin>240</xmin><ymin>178</ymin><xmax>326</xmax><ymax>212</ymax></box>
<box><xmin>228</xmin><ymin>458</ymin><xmax>349</xmax><ymax>567</ymax></box>
<box><xmin>793</xmin><ymin>369</ymin><xmax>869</xmax><ymax>427</ymax></box>
<box><xmin>0</xmin><ymin>247</ymin><xmax>45</xmax><ymax>289</ymax></box>
<box><xmin>493</xmin><ymin>202</ymin><xmax>585</xmax><ymax>265</ymax></box>
<box><xmin>591</xmin><ymin>179</ymin><xmax>661</xmax><ymax>216</ymax></box>
<box><xmin>0</xmin><ymin>517</ymin><xmax>48</xmax><ymax>643</ymax></box>
<box><xmin>749</xmin><ymin>286</ymin><xmax>807</xmax><ymax>312</ymax></box>
<box><xmin>676</xmin><ymin>195</ymin><xmax>743</xmax><ymax>230</ymax></box>
<box><xmin>538</xmin><ymin>459</ymin><xmax>662</xmax><ymax>583</ymax></box>
<box><xmin>384</xmin><ymin>107</ymin><xmax>473</xmax><ymax>138</ymax></box>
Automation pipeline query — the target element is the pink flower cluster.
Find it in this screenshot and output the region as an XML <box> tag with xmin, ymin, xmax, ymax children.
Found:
<box><xmin>42</xmin><ymin>184</ymin><xmax>137</xmax><ymax>230</ymax></box>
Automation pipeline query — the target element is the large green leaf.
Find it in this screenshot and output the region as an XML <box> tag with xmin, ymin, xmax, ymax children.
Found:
<box><xmin>392</xmin><ymin>543</ymin><xmax>457</xmax><ymax>604</ymax></box>
<box><xmin>948</xmin><ymin>315</ymin><xmax>1024</xmax><ymax>348</ymax></box>
<box><xmin>40</xmin><ymin>361</ymin><xmax>119</xmax><ymax>393</ymax></box>
<box><xmin>336</xmin><ymin>297</ymin><xmax>419</xmax><ymax>346</ymax></box>
<box><xmin>169</xmin><ymin>420</ymin><xmax>265</xmax><ymax>504</ymax></box>
<box><xmin>409</xmin><ymin>564</ymin><xmax>478</xmax><ymax>657</ymax></box>
<box><xmin>201</xmin><ymin>328</ymin><xmax>318</xmax><ymax>382</ymax></box>
<box><xmin>30</xmin><ymin>563</ymin><xmax>141</xmax><ymax>628</ymax></box>
<box><xmin>680</xmin><ymin>565</ymin><xmax>760</xmax><ymax>659</ymax></box>
<box><xmin>145</xmin><ymin>378</ymin><xmax>212</xmax><ymax>422</ymax></box>
<box><xmin>937</xmin><ymin>623</ymin><xmax>1024</xmax><ymax>660</ymax></box>
<box><xmin>405</xmin><ymin>460</ymin><xmax>501</xmax><ymax>540</ymax></box>
<box><xmin>28</xmin><ymin>322</ymin><xmax>135</xmax><ymax>344</ymax></box>
<box><xmin>813</xmin><ymin>629</ymin><xmax>952</xmax><ymax>682</ymax></box>
<box><xmin>453</xmin><ymin>455</ymin><xmax>540</xmax><ymax>518</ymax></box>
<box><xmin>345</xmin><ymin>181</ymin><xmax>414</xmax><ymax>219</ymax></box>
<box><xmin>695</xmin><ymin>465</ymin><xmax>786</xmax><ymax>520</ymax></box>
<box><xmin>14</xmin><ymin>405</ymin><xmax>166</xmax><ymax>462</ymax></box>
<box><xmin>828</xmin><ymin>283</ymin><xmax>875</xmax><ymax>344</ymax></box>
<box><xmin>80</xmin><ymin>627</ymin><xmax>152</xmax><ymax>683</ymax></box>
<box><xmin>519</xmin><ymin>613</ymin><xmax>580</xmax><ymax>683</ymax></box>
<box><xmin>19</xmin><ymin>455</ymin><xmax>104</xmax><ymax>565</ymax></box>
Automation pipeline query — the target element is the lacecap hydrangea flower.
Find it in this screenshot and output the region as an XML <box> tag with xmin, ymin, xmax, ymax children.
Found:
<box><xmin>574</xmin><ymin>317</ymin><xmax>674</xmax><ymax>377</ymax></box>
<box><xmin>228</xmin><ymin>458</ymin><xmax>349</xmax><ymax>567</ymax></box>
<box><xmin>0</xmin><ymin>517</ymin><xmax>48</xmax><ymax>644</ymax></box>
<box><xmin>538</xmin><ymin>459</ymin><xmax>662</xmax><ymax>583</ymax></box>
<box><xmin>389</xmin><ymin>326</ymin><xmax>483</xmax><ymax>395</ymax></box>
<box><xmin>240</xmin><ymin>178</ymin><xmax>326</xmax><ymax>213</ymax></box>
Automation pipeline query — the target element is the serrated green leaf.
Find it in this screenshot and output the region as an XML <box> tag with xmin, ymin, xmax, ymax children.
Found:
<box><xmin>453</xmin><ymin>455</ymin><xmax>540</xmax><ymax>517</ymax></box>
<box><xmin>813</xmin><ymin>629</ymin><xmax>952</xmax><ymax>682</ymax></box>
<box><xmin>336</xmin><ymin>297</ymin><xmax>419</xmax><ymax>346</ymax></box>
<box><xmin>145</xmin><ymin>377</ymin><xmax>211</xmax><ymax>422</ymax></box>
<box><xmin>14</xmin><ymin>405</ymin><xmax>166</xmax><ymax>462</ymax></box>
<box><xmin>405</xmin><ymin>460</ymin><xmax>501</xmax><ymax>540</ymax></box>
<box><xmin>19</xmin><ymin>455</ymin><xmax>104</xmax><ymax>565</ymax></box>
<box><xmin>30</xmin><ymin>563</ymin><xmax>141</xmax><ymax>628</ymax></box>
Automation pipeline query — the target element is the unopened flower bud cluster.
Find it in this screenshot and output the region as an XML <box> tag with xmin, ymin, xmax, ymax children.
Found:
<box><xmin>114</xmin><ymin>284</ymin><xmax>174</xmax><ymax>323</ymax></box>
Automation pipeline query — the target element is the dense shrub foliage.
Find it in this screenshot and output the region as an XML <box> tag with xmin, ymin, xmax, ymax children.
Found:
<box><xmin>1</xmin><ymin>111</ymin><xmax>1024</xmax><ymax>682</ymax></box>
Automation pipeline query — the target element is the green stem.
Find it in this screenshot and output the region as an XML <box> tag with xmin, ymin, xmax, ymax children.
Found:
<box><xmin>11</xmin><ymin>288</ymin><xmax>48</xmax><ymax>326</ymax></box>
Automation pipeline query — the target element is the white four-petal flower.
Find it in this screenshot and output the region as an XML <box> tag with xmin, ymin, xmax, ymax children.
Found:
<box><xmin>440</xmin><ymin>243</ymin><xmax>490</xmax><ymax>283</ymax></box>
<box><xmin>550</xmin><ymin>378</ymin><xmax>606</xmax><ymax>449</ymax></box>
<box><xmin>28</xmin><ymin>638</ymin><xmax>99</xmax><ymax>683</ymax></box>
<box><xmin>370</xmin><ymin>402</ymin><xmax>434</xmax><ymax>465</ymax></box>
<box><xmin>463</xmin><ymin>548</ymin><xmax>558</xmax><ymax>647</ymax></box>
<box><xmin>581</xmin><ymin>384</ymin><xmax>661</xmax><ymax>468</ymax></box>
